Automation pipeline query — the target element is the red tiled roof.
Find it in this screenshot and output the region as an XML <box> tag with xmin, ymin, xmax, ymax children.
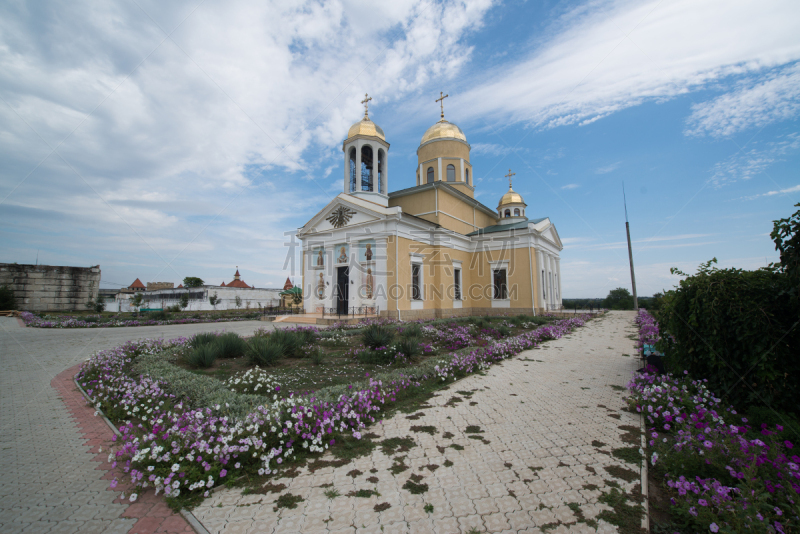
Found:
<box><xmin>220</xmin><ymin>282</ymin><xmax>226</xmax><ymax>287</ymax></box>
<box><xmin>226</xmin><ymin>279</ymin><xmax>252</xmax><ymax>288</ymax></box>
<box><xmin>177</xmin><ymin>284</ymin><xmax>183</xmax><ymax>288</ymax></box>
<box><xmin>283</xmin><ymin>277</ymin><xmax>293</xmax><ymax>290</ymax></box>
<box><xmin>129</xmin><ymin>278</ymin><xmax>145</xmax><ymax>289</ymax></box>
<box><xmin>235</xmin><ymin>269</ymin><xmax>241</xmax><ymax>277</ymax></box>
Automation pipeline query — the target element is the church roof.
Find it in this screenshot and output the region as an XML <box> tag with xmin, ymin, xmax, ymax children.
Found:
<box><xmin>129</xmin><ymin>278</ymin><xmax>145</xmax><ymax>289</ymax></box>
<box><xmin>347</xmin><ymin>118</ymin><xmax>385</xmax><ymax>141</ymax></box>
<box><xmin>466</xmin><ymin>218</ymin><xmax>547</xmax><ymax>236</ymax></box>
<box><xmin>498</xmin><ymin>186</ymin><xmax>526</xmax><ymax>208</ymax></box>
<box><xmin>226</xmin><ymin>279</ymin><xmax>252</xmax><ymax>288</ymax></box>
<box><xmin>283</xmin><ymin>277</ymin><xmax>294</xmax><ymax>290</ymax></box>
<box><xmin>420</xmin><ymin>120</ymin><xmax>467</xmax><ymax>145</ymax></box>
<box><xmin>390</xmin><ymin>181</ymin><xmax>497</xmax><ymax>219</ymax></box>
<box><xmin>177</xmin><ymin>284</ymin><xmax>183</xmax><ymax>288</ymax></box>
<box><xmin>220</xmin><ymin>281</ymin><xmax>226</xmax><ymax>287</ymax></box>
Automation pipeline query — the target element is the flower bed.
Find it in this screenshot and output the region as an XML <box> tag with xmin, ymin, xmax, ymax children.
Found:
<box><xmin>629</xmin><ymin>317</ymin><xmax>799</xmax><ymax>533</ymax></box>
<box><xmin>78</xmin><ymin>315</ymin><xmax>591</xmax><ymax>506</ymax></box>
<box><xmin>21</xmin><ymin>311</ymin><xmax>258</xmax><ymax>329</ymax></box>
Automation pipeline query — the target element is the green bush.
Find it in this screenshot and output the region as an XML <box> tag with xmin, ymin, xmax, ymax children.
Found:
<box><xmin>399</xmin><ymin>323</ymin><xmax>422</xmax><ymax>339</ymax></box>
<box><xmin>213</xmin><ymin>333</ymin><xmax>247</xmax><ymax>359</ymax></box>
<box><xmin>147</xmin><ymin>310</ymin><xmax>170</xmax><ymax>321</ymax></box>
<box><xmin>0</xmin><ymin>285</ymin><xmax>16</xmax><ymax>311</ymax></box>
<box><xmin>269</xmin><ymin>329</ymin><xmax>304</xmax><ymax>358</ymax></box>
<box><xmin>190</xmin><ymin>332</ymin><xmax>218</xmax><ymax>349</ymax></box>
<box><xmin>473</xmin><ymin>317</ymin><xmax>488</xmax><ymax>328</ymax></box>
<box><xmin>396</xmin><ymin>336</ymin><xmax>421</xmax><ymax>360</ymax></box>
<box><xmin>496</xmin><ymin>324</ymin><xmax>511</xmax><ymax>337</ymax></box>
<box><xmin>657</xmin><ymin>259</ymin><xmax>800</xmax><ymax>414</ymax></box>
<box><xmin>362</xmin><ymin>324</ymin><xmax>395</xmax><ymax>350</ymax></box>
<box><xmin>185</xmin><ymin>344</ymin><xmax>218</xmax><ymax>368</ymax></box>
<box><xmin>245</xmin><ymin>337</ymin><xmax>282</xmax><ymax>367</ymax></box>
<box><xmin>745</xmin><ymin>406</ymin><xmax>800</xmax><ymax>444</ymax></box>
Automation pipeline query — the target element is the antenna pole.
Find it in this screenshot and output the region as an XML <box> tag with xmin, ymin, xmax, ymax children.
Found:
<box><xmin>623</xmin><ymin>183</ymin><xmax>638</xmax><ymax>311</ymax></box>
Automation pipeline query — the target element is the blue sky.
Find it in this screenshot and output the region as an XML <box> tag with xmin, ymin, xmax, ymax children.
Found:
<box><xmin>1</xmin><ymin>0</ymin><xmax>798</xmax><ymax>298</ymax></box>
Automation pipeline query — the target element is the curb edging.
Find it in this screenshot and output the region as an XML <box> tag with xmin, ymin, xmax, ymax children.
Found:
<box><xmin>73</xmin><ymin>374</ymin><xmax>210</xmax><ymax>534</ymax></box>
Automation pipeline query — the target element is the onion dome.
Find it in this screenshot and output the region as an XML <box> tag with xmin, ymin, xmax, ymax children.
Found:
<box><xmin>420</xmin><ymin>120</ymin><xmax>467</xmax><ymax>144</ymax></box>
<box><xmin>498</xmin><ymin>186</ymin><xmax>526</xmax><ymax>209</ymax></box>
<box><xmin>347</xmin><ymin>117</ymin><xmax>385</xmax><ymax>141</ymax></box>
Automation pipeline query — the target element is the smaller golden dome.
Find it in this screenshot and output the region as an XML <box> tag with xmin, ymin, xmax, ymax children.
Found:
<box><xmin>420</xmin><ymin>120</ymin><xmax>467</xmax><ymax>144</ymax></box>
<box><xmin>347</xmin><ymin>118</ymin><xmax>385</xmax><ymax>141</ymax></box>
<box><xmin>498</xmin><ymin>186</ymin><xmax>526</xmax><ymax>208</ymax></box>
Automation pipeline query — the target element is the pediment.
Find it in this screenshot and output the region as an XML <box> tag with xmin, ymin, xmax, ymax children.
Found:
<box><xmin>539</xmin><ymin>222</ymin><xmax>563</xmax><ymax>249</ymax></box>
<box><xmin>300</xmin><ymin>195</ymin><xmax>386</xmax><ymax>235</ymax></box>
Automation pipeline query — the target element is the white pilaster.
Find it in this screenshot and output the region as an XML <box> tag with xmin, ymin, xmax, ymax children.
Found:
<box><xmin>383</xmin><ymin>150</ymin><xmax>388</xmax><ymax>194</ymax></box>
<box><xmin>555</xmin><ymin>257</ymin><xmax>562</xmax><ymax>307</ymax></box>
<box><xmin>437</xmin><ymin>158</ymin><xmax>442</xmax><ymax>182</ymax></box>
<box><xmin>344</xmin><ymin>144</ymin><xmax>350</xmax><ymax>193</ymax></box>
<box><xmin>355</xmin><ymin>141</ymin><xmax>362</xmax><ymax>192</ymax></box>
<box><xmin>460</xmin><ymin>159</ymin><xmax>465</xmax><ymax>183</ymax></box>
<box><xmin>536</xmin><ymin>249</ymin><xmax>546</xmax><ymax>309</ymax></box>
<box><xmin>419</xmin><ymin>164</ymin><xmax>423</xmax><ymax>186</ymax></box>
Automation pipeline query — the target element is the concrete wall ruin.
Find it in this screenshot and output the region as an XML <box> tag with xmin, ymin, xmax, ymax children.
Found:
<box><xmin>0</xmin><ymin>263</ymin><xmax>101</xmax><ymax>312</ymax></box>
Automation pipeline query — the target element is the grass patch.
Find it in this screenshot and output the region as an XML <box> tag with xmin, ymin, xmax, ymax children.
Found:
<box><xmin>567</xmin><ymin>502</ymin><xmax>598</xmax><ymax>529</ymax></box>
<box><xmin>424</xmin><ymin>503</ymin><xmax>434</xmax><ymax>514</ymax></box>
<box><xmin>597</xmin><ymin>486</ymin><xmax>645</xmax><ymax>534</ymax></box>
<box><xmin>389</xmin><ymin>456</ymin><xmax>408</xmax><ymax>475</ymax></box>
<box><xmin>366</xmin><ymin>476</ymin><xmax>379</xmax><ymax>484</ymax></box>
<box><xmin>346</xmin><ymin>469</ymin><xmax>363</xmax><ymax>478</ymax></box>
<box><xmin>604</xmin><ymin>464</ymin><xmax>639</xmax><ymax>482</ymax></box>
<box><xmin>273</xmin><ymin>493</ymin><xmax>304</xmax><ymax>511</ymax></box>
<box><xmin>465</xmin><ymin>425</ymin><xmax>483</xmax><ymax>433</ymax></box>
<box><xmin>402</xmin><ymin>478</ymin><xmax>429</xmax><ymax>494</ymax></box>
<box><xmin>374</xmin><ymin>502</ymin><xmax>391</xmax><ymax>512</ymax></box>
<box><xmin>612</xmin><ymin>446</ymin><xmax>643</xmax><ymax>465</ymax></box>
<box><xmin>410</xmin><ymin>425</ymin><xmax>437</xmax><ymax>435</ymax></box>
<box><xmin>443</xmin><ymin>459</ymin><xmax>453</xmax><ymax>467</ymax></box>
<box><xmin>347</xmin><ymin>489</ymin><xmax>380</xmax><ymax>498</ymax></box>
<box><xmin>379</xmin><ymin>436</ymin><xmax>415</xmax><ymax>455</ymax></box>
<box><xmin>611</xmin><ymin>385</ymin><xmax>626</xmax><ymax>391</ymax></box>
<box><xmin>442</xmin><ymin>431</ymin><xmax>454</xmax><ymax>439</ymax></box>
<box><xmin>324</xmin><ymin>488</ymin><xmax>340</xmax><ymax>499</ymax></box>
<box><xmin>591</xmin><ymin>440</ymin><xmax>607</xmax><ymax>448</ymax></box>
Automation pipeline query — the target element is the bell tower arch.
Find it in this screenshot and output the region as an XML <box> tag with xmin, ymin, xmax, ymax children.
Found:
<box><xmin>342</xmin><ymin>94</ymin><xmax>390</xmax><ymax>207</ymax></box>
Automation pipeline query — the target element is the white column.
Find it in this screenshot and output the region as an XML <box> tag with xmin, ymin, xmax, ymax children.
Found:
<box><xmin>460</xmin><ymin>159</ymin><xmax>465</xmax><ymax>183</ymax></box>
<box><xmin>536</xmin><ymin>250</ymin><xmax>546</xmax><ymax>309</ymax></box>
<box><xmin>437</xmin><ymin>157</ymin><xmax>442</xmax><ymax>182</ymax></box>
<box><xmin>355</xmin><ymin>142</ymin><xmax>362</xmax><ymax>192</ymax></box>
<box><xmin>344</xmin><ymin>144</ymin><xmax>350</xmax><ymax>193</ymax></box>
<box><xmin>383</xmin><ymin>147</ymin><xmax>388</xmax><ymax>194</ymax></box>
<box><xmin>545</xmin><ymin>253</ymin><xmax>553</xmax><ymax>309</ymax></box>
<box><xmin>549</xmin><ymin>255</ymin><xmax>556</xmax><ymax>308</ymax></box>
<box><xmin>556</xmin><ymin>257</ymin><xmax>563</xmax><ymax>307</ymax></box>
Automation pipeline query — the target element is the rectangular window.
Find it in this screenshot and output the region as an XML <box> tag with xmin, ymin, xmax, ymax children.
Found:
<box><xmin>493</xmin><ymin>269</ymin><xmax>507</xmax><ymax>300</ymax></box>
<box><xmin>411</xmin><ymin>264</ymin><xmax>422</xmax><ymax>300</ymax></box>
<box><xmin>454</xmin><ymin>269</ymin><xmax>461</xmax><ymax>300</ymax></box>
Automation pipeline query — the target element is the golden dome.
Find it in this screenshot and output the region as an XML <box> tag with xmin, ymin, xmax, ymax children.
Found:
<box><xmin>347</xmin><ymin>118</ymin><xmax>385</xmax><ymax>141</ymax></box>
<box><xmin>420</xmin><ymin>120</ymin><xmax>467</xmax><ymax>144</ymax></box>
<box><xmin>498</xmin><ymin>186</ymin><xmax>526</xmax><ymax>208</ymax></box>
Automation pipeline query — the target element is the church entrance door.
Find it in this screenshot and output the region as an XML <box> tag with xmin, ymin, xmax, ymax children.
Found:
<box><xmin>336</xmin><ymin>266</ymin><xmax>349</xmax><ymax>315</ymax></box>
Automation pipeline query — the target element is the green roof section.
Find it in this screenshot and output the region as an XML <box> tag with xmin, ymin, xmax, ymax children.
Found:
<box><xmin>280</xmin><ymin>287</ymin><xmax>302</xmax><ymax>295</ymax></box>
<box><xmin>466</xmin><ymin>217</ymin><xmax>547</xmax><ymax>236</ymax></box>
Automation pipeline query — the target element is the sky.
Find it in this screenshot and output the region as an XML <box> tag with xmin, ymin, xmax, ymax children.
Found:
<box><xmin>1</xmin><ymin>0</ymin><xmax>799</xmax><ymax>298</ymax></box>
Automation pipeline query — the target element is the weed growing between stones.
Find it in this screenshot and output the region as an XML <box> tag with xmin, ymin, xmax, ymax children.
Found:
<box><xmin>380</xmin><ymin>436</ymin><xmax>415</xmax><ymax>455</ymax></box>
<box><xmin>424</xmin><ymin>503</ymin><xmax>434</xmax><ymax>513</ymax></box>
<box><xmin>402</xmin><ymin>475</ymin><xmax>428</xmax><ymax>494</ymax></box>
<box><xmin>410</xmin><ymin>425</ymin><xmax>437</xmax><ymax>435</ymax></box>
<box><xmin>273</xmin><ymin>493</ymin><xmax>304</xmax><ymax>511</ymax></box>
<box><xmin>443</xmin><ymin>459</ymin><xmax>454</xmax><ymax>467</ymax></box>
<box><xmin>604</xmin><ymin>465</ymin><xmax>639</xmax><ymax>482</ymax></box>
<box><xmin>597</xmin><ymin>485</ymin><xmax>645</xmax><ymax>534</ymax></box>
<box><xmin>324</xmin><ymin>488</ymin><xmax>340</xmax><ymax>499</ymax></box>
<box><xmin>612</xmin><ymin>446</ymin><xmax>643</xmax><ymax>464</ymax></box>
<box><xmin>591</xmin><ymin>440</ymin><xmax>607</xmax><ymax>447</ymax></box>
<box><xmin>567</xmin><ymin>502</ymin><xmax>598</xmax><ymax>529</ymax></box>
<box><xmin>347</xmin><ymin>489</ymin><xmax>380</xmax><ymax>498</ymax></box>
<box><xmin>373</xmin><ymin>502</ymin><xmax>391</xmax><ymax>512</ymax></box>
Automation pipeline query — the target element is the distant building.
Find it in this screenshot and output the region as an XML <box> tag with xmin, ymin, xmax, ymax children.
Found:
<box><xmin>280</xmin><ymin>277</ymin><xmax>302</xmax><ymax>308</ymax></box>
<box><xmin>219</xmin><ymin>268</ymin><xmax>253</xmax><ymax>289</ymax></box>
<box><xmin>0</xmin><ymin>263</ymin><xmax>100</xmax><ymax>311</ymax></box>
<box><xmin>128</xmin><ymin>278</ymin><xmax>146</xmax><ymax>292</ymax></box>
<box><xmin>147</xmin><ymin>282</ymin><xmax>174</xmax><ymax>291</ymax></box>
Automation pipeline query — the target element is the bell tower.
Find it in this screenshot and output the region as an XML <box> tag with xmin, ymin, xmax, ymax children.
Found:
<box><xmin>342</xmin><ymin>94</ymin><xmax>390</xmax><ymax>207</ymax></box>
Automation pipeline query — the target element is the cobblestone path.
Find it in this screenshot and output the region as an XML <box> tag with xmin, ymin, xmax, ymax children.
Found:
<box><xmin>193</xmin><ymin>311</ymin><xmax>642</xmax><ymax>533</ymax></box>
<box><xmin>0</xmin><ymin>318</ymin><xmax>276</xmax><ymax>534</ymax></box>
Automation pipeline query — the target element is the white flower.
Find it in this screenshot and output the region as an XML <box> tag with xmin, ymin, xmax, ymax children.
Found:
<box><xmin>130</xmin><ymin>493</ymin><xmax>138</xmax><ymax>502</ymax></box>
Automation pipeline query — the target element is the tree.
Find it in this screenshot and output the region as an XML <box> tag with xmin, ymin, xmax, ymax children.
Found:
<box><xmin>235</xmin><ymin>295</ymin><xmax>242</xmax><ymax>309</ymax></box>
<box><xmin>292</xmin><ymin>290</ymin><xmax>302</xmax><ymax>306</ymax></box>
<box><xmin>183</xmin><ymin>277</ymin><xmax>204</xmax><ymax>288</ymax></box>
<box><xmin>87</xmin><ymin>296</ymin><xmax>105</xmax><ymax>313</ymax></box>
<box><xmin>603</xmin><ymin>287</ymin><xmax>634</xmax><ymax>310</ymax></box>
<box><xmin>771</xmin><ymin>202</ymin><xmax>800</xmax><ymax>299</ymax></box>
<box><xmin>0</xmin><ymin>285</ymin><xmax>16</xmax><ymax>311</ymax></box>
<box><xmin>179</xmin><ymin>293</ymin><xmax>190</xmax><ymax>311</ymax></box>
<box><xmin>130</xmin><ymin>293</ymin><xmax>144</xmax><ymax>312</ymax></box>
<box><xmin>209</xmin><ymin>292</ymin><xmax>219</xmax><ymax>310</ymax></box>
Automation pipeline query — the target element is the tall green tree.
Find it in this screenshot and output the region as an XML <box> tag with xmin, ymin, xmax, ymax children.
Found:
<box><xmin>179</xmin><ymin>293</ymin><xmax>190</xmax><ymax>310</ymax></box>
<box><xmin>771</xmin><ymin>202</ymin><xmax>800</xmax><ymax>300</ymax></box>
<box><xmin>603</xmin><ymin>287</ymin><xmax>634</xmax><ymax>310</ymax></box>
<box><xmin>209</xmin><ymin>292</ymin><xmax>219</xmax><ymax>310</ymax></box>
<box><xmin>183</xmin><ymin>277</ymin><xmax>204</xmax><ymax>288</ymax></box>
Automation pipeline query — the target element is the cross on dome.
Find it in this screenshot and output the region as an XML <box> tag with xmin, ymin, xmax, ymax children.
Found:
<box><xmin>361</xmin><ymin>93</ymin><xmax>372</xmax><ymax>119</ymax></box>
<box><xmin>505</xmin><ymin>169</ymin><xmax>516</xmax><ymax>189</ymax></box>
<box><xmin>435</xmin><ymin>91</ymin><xmax>449</xmax><ymax>121</ymax></box>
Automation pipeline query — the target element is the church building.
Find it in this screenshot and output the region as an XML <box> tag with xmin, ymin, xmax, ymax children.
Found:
<box><xmin>298</xmin><ymin>94</ymin><xmax>563</xmax><ymax>319</ymax></box>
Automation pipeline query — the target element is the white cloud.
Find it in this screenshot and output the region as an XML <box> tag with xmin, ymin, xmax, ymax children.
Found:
<box><xmin>455</xmin><ymin>0</ymin><xmax>800</xmax><ymax>131</ymax></box>
<box><xmin>595</xmin><ymin>162</ymin><xmax>620</xmax><ymax>174</ymax></box>
<box><xmin>709</xmin><ymin>133</ymin><xmax>800</xmax><ymax>186</ymax></box>
<box><xmin>741</xmin><ymin>184</ymin><xmax>800</xmax><ymax>201</ymax></box>
<box><xmin>686</xmin><ymin>63</ymin><xmax>800</xmax><ymax>137</ymax></box>
<box><xmin>561</xmin><ymin>183</ymin><xmax>579</xmax><ymax>190</ymax></box>
<box><xmin>471</xmin><ymin>143</ymin><xmax>519</xmax><ymax>156</ymax></box>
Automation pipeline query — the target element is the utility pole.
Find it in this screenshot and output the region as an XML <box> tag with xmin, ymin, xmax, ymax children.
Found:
<box><xmin>623</xmin><ymin>183</ymin><xmax>638</xmax><ymax>311</ymax></box>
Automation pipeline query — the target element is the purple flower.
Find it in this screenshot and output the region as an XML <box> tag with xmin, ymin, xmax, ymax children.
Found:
<box><xmin>698</xmin><ymin>499</ymin><xmax>708</xmax><ymax>507</ymax></box>
<box><xmin>220</xmin><ymin>469</ymin><xmax>227</xmax><ymax>478</ymax></box>
<box><xmin>709</xmin><ymin>523</ymin><xmax>718</xmax><ymax>533</ymax></box>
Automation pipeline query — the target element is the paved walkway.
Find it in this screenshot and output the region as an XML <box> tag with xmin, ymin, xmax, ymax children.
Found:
<box><xmin>193</xmin><ymin>311</ymin><xmax>641</xmax><ymax>533</ymax></box>
<box><xmin>0</xmin><ymin>319</ymin><xmax>279</xmax><ymax>534</ymax></box>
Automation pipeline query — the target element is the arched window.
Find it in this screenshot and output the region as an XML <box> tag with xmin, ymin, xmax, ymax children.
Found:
<box><xmin>466</xmin><ymin>168</ymin><xmax>470</xmax><ymax>185</ymax></box>
<box><xmin>361</xmin><ymin>145</ymin><xmax>373</xmax><ymax>191</ymax></box>
<box><xmin>514</xmin><ymin>208</ymin><xmax>520</xmax><ymax>216</ymax></box>
<box><xmin>504</xmin><ymin>209</ymin><xmax>511</xmax><ymax>217</ymax></box>
<box><xmin>446</xmin><ymin>164</ymin><xmax>455</xmax><ymax>182</ymax></box>
<box><xmin>349</xmin><ymin>148</ymin><xmax>356</xmax><ymax>192</ymax></box>
<box><xmin>427</xmin><ymin>167</ymin><xmax>434</xmax><ymax>184</ymax></box>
